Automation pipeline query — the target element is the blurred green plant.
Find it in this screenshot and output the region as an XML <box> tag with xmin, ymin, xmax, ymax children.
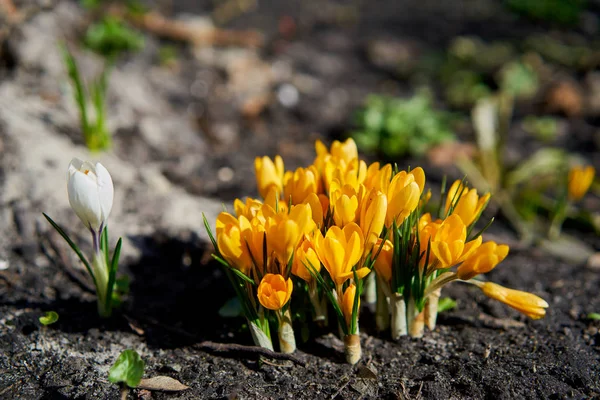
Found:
<box><xmin>498</xmin><ymin>61</ymin><xmax>539</xmax><ymax>99</ymax></box>
<box><xmin>351</xmin><ymin>91</ymin><xmax>455</xmax><ymax>158</ymax></box>
<box><xmin>524</xmin><ymin>34</ymin><xmax>599</xmax><ymax>71</ymax></box>
<box><xmin>522</xmin><ymin>116</ymin><xmax>559</xmax><ymax>142</ymax></box>
<box><xmin>85</xmin><ymin>17</ymin><xmax>144</xmax><ymax>61</ymax></box>
<box><xmin>63</xmin><ymin>47</ymin><xmax>111</xmax><ymax>152</ymax></box>
<box><xmin>505</xmin><ymin>0</ymin><xmax>586</xmax><ymax>26</ymax></box>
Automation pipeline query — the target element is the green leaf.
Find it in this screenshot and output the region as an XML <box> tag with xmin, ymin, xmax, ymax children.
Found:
<box><xmin>108</xmin><ymin>350</ymin><xmax>145</xmax><ymax>388</ymax></box>
<box><xmin>43</xmin><ymin>213</ymin><xmax>97</xmax><ymax>289</ymax></box>
<box><xmin>85</xmin><ymin>17</ymin><xmax>144</xmax><ymax>59</ymax></box>
<box><xmin>105</xmin><ymin>237</ymin><xmax>123</xmax><ymax>312</ymax></box>
<box><xmin>437</xmin><ymin>297</ymin><xmax>457</xmax><ymax>313</ymax></box>
<box><xmin>39</xmin><ymin>311</ymin><xmax>59</xmax><ymax>326</ymax></box>
<box><xmin>587</xmin><ymin>313</ymin><xmax>600</xmax><ymax>321</ymax></box>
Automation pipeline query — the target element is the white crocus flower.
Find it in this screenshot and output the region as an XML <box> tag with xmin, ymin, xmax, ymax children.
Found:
<box><xmin>67</xmin><ymin>158</ymin><xmax>114</xmax><ymax>233</ymax></box>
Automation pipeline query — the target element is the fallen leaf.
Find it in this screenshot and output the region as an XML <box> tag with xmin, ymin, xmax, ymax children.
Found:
<box><xmin>138</xmin><ymin>376</ymin><xmax>189</xmax><ymax>392</ymax></box>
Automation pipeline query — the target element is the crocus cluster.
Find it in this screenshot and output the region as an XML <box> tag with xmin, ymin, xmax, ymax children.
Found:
<box><xmin>206</xmin><ymin>138</ymin><xmax>549</xmax><ymax>364</ymax></box>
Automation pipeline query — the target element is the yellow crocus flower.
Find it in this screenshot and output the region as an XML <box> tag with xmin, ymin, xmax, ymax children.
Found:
<box><xmin>329</xmin><ymin>182</ymin><xmax>363</xmax><ymax>227</ymax></box>
<box><xmin>456</xmin><ymin>241</ymin><xmax>509</xmax><ymax>280</ymax></box>
<box><xmin>255</xmin><ymin>155</ymin><xmax>285</xmax><ymax>199</ymax></box>
<box><xmin>479</xmin><ymin>282</ymin><xmax>548</xmax><ymax>319</ymax></box>
<box><xmin>342</xmin><ymin>284</ymin><xmax>359</xmax><ymax>327</ymax></box>
<box><xmin>257</xmin><ymin>273</ymin><xmax>293</xmax><ymax>310</ymax></box>
<box><xmin>363</xmin><ymin>162</ymin><xmax>392</xmax><ymax>193</ymax></box>
<box><xmin>359</xmin><ymin>189</ymin><xmax>387</xmax><ymax>257</ymax></box>
<box><xmin>292</xmin><ymin>235</ymin><xmax>321</xmax><ymax>282</ymax></box>
<box><xmin>303</xmin><ymin>193</ymin><xmax>326</xmax><ymax>227</ymax></box>
<box><xmin>445</xmin><ymin>180</ymin><xmax>490</xmax><ymax>227</ymax></box>
<box><xmin>216</xmin><ymin>212</ymin><xmax>253</xmax><ymax>275</ymax></box>
<box><xmin>314</xmin><ymin>223</ymin><xmax>368</xmax><ymax>286</ymax></box>
<box><xmin>373</xmin><ymin>238</ymin><xmax>393</xmax><ymax>283</ymax></box>
<box><xmin>385</xmin><ymin>167</ymin><xmax>426</xmax><ymax>227</ymax></box>
<box><xmin>568</xmin><ymin>165</ymin><xmax>595</xmax><ymax>201</ymax></box>
<box><xmin>265</xmin><ymin>203</ymin><xmax>315</xmax><ymax>268</ymax></box>
<box><xmin>283</xmin><ymin>166</ymin><xmax>321</xmax><ymax>205</ymax></box>
<box><xmin>429</xmin><ymin>214</ymin><xmax>482</xmax><ymax>268</ymax></box>
<box><xmin>233</xmin><ymin>197</ymin><xmax>263</xmax><ymax>219</ymax></box>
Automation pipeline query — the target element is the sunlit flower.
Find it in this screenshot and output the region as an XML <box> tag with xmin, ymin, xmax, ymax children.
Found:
<box><xmin>363</xmin><ymin>162</ymin><xmax>392</xmax><ymax>193</ymax></box>
<box><xmin>255</xmin><ymin>155</ymin><xmax>285</xmax><ymax>199</ymax></box>
<box><xmin>283</xmin><ymin>166</ymin><xmax>321</xmax><ymax>205</ymax></box>
<box><xmin>342</xmin><ymin>284</ymin><xmax>359</xmax><ymax>327</ymax></box>
<box><xmin>216</xmin><ymin>213</ymin><xmax>253</xmax><ymax>275</ymax></box>
<box><xmin>257</xmin><ymin>273</ymin><xmax>293</xmax><ymax>310</ymax></box>
<box><xmin>373</xmin><ymin>239</ymin><xmax>393</xmax><ymax>283</ymax></box>
<box><xmin>456</xmin><ymin>241</ymin><xmax>509</xmax><ymax>280</ymax></box>
<box><xmin>568</xmin><ymin>165</ymin><xmax>595</xmax><ymax>202</ymax></box>
<box><xmin>67</xmin><ymin>158</ymin><xmax>114</xmax><ymax>232</ymax></box>
<box><xmin>479</xmin><ymin>282</ymin><xmax>548</xmax><ymax>319</ymax></box>
<box><xmin>385</xmin><ymin>168</ymin><xmax>425</xmax><ymax>227</ymax></box>
<box><xmin>428</xmin><ymin>214</ymin><xmax>481</xmax><ymax>268</ymax></box>
<box><xmin>314</xmin><ymin>223</ymin><xmax>368</xmax><ymax>286</ymax></box>
<box><xmin>292</xmin><ymin>236</ymin><xmax>321</xmax><ymax>282</ymax></box>
<box><xmin>303</xmin><ymin>193</ymin><xmax>327</xmax><ymax>227</ymax></box>
<box><xmin>265</xmin><ymin>203</ymin><xmax>315</xmax><ymax>267</ymax></box>
<box><xmin>329</xmin><ymin>182</ymin><xmax>363</xmax><ymax>227</ymax></box>
<box><xmin>359</xmin><ymin>189</ymin><xmax>387</xmax><ymax>257</ymax></box>
<box><xmin>445</xmin><ymin>180</ymin><xmax>490</xmax><ymax>226</ymax></box>
<box><xmin>233</xmin><ymin>197</ymin><xmax>263</xmax><ymax>219</ymax></box>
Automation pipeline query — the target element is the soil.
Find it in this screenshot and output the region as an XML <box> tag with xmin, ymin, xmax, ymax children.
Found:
<box><xmin>1</xmin><ymin>0</ymin><xmax>600</xmax><ymax>399</ymax></box>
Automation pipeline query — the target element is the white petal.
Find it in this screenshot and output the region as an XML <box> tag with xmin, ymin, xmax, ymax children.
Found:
<box><xmin>68</xmin><ymin>169</ymin><xmax>103</xmax><ymax>230</ymax></box>
<box><xmin>94</xmin><ymin>162</ymin><xmax>114</xmax><ymax>225</ymax></box>
<box><xmin>67</xmin><ymin>158</ymin><xmax>84</xmax><ymax>183</ymax></box>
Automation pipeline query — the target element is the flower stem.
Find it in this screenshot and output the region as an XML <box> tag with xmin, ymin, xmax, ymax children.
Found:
<box><xmin>277</xmin><ymin>308</ymin><xmax>296</xmax><ymax>354</ymax></box>
<box><xmin>390</xmin><ymin>293</ymin><xmax>407</xmax><ymax>339</ymax></box>
<box><xmin>407</xmin><ymin>297</ymin><xmax>424</xmax><ymax>338</ymax></box>
<box><xmin>424</xmin><ymin>288</ymin><xmax>441</xmax><ymax>331</ymax></box>
<box><xmin>91</xmin><ymin>230</ymin><xmax>110</xmax><ymax>317</ymax></box>
<box><xmin>344</xmin><ymin>334</ymin><xmax>361</xmax><ymax>365</ymax></box>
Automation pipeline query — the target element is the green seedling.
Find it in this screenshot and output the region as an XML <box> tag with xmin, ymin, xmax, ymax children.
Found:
<box><xmin>39</xmin><ymin>311</ymin><xmax>59</xmax><ymax>326</ymax></box>
<box><xmin>108</xmin><ymin>349</ymin><xmax>145</xmax><ymax>388</ymax></box>
<box><xmin>352</xmin><ymin>91</ymin><xmax>455</xmax><ymax>158</ymax></box>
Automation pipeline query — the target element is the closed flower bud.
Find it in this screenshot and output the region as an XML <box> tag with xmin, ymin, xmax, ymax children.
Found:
<box><xmin>445</xmin><ymin>180</ymin><xmax>490</xmax><ymax>227</ymax></box>
<box><xmin>216</xmin><ymin>213</ymin><xmax>253</xmax><ymax>275</ymax></box>
<box><xmin>314</xmin><ymin>223</ymin><xmax>369</xmax><ymax>286</ymax></box>
<box><xmin>283</xmin><ymin>166</ymin><xmax>321</xmax><ymax>205</ymax></box>
<box><xmin>292</xmin><ymin>236</ymin><xmax>321</xmax><ymax>282</ymax></box>
<box><xmin>479</xmin><ymin>282</ymin><xmax>548</xmax><ymax>319</ymax></box>
<box><xmin>257</xmin><ymin>273</ymin><xmax>293</xmax><ymax>310</ymax></box>
<box><xmin>359</xmin><ymin>189</ymin><xmax>387</xmax><ymax>257</ymax></box>
<box><xmin>386</xmin><ymin>168</ymin><xmax>425</xmax><ymax>227</ymax></box>
<box><xmin>342</xmin><ymin>284</ymin><xmax>359</xmax><ymax>327</ymax></box>
<box><xmin>67</xmin><ymin>158</ymin><xmax>114</xmax><ymax>232</ymax></box>
<box><xmin>568</xmin><ymin>165</ymin><xmax>595</xmax><ymax>202</ymax></box>
<box><xmin>373</xmin><ymin>239</ymin><xmax>393</xmax><ymax>282</ymax></box>
<box><xmin>429</xmin><ymin>214</ymin><xmax>482</xmax><ymax>268</ymax></box>
<box><xmin>266</xmin><ymin>203</ymin><xmax>315</xmax><ymax>266</ymax></box>
<box><xmin>456</xmin><ymin>241</ymin><xmax>509</xmax><ymax>280</ymax></box>
<box><xmin>255</xmin><ymin>156</ymin><xmax>285</xmax><ymax>199</ymax></box>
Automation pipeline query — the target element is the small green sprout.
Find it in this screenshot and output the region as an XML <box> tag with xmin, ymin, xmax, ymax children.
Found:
<box><xmin>587</xmin><ymin>313</ymin><xmax>600</xmax><ymax>321</ymax></box>
<box><xmin>438</xmin><ymin>297</ymin><xmax>457</xmax><ymax>313</ymax></box>
<box><xmin>39</xmin><ymin>311</ymin><xmax>59</xmax><ymax>326</ymax></box>
<box><xmin>108</xmin><ymin>349</ymin><xmax>145</xmax><ymax>388</ymax></box>
<box><xmin>62</xmin><ymin>47</ymin><xmax>111</xmax><ymax>152</ymax></box>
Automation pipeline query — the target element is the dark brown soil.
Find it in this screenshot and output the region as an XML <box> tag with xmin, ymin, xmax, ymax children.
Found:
<box><xmin>1</xmin><ymin>0</ymin><xmax>599</xmax><ymax>399</ymax></box>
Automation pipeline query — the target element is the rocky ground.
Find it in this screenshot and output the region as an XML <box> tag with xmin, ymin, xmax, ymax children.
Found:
<box><xmin>1</xmin><ymin>0</ymin><xmax>599</xmax><ymax>399</ymax></box>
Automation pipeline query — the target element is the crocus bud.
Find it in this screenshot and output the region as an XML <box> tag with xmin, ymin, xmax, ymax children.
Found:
<box><xmin>568</xmin><ymin>165</ymin><xmax>595</xmax><ymax>202</ymax></box>
<box><xmin>257</xmin><ymin>273</ymin><xmax>293</xmax><ymax>311</ymax></box>
<box><xmin>480</xmin><ymin>282</ymin><xmax>548</xmax><ymax>319</ymax></box>
<box><xmin>67</xmin><ymin>158</ymin><xmax>114</xmax><ymax>232</ymax></box>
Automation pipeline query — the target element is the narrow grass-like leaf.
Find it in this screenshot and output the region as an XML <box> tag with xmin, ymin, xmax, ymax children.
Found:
<box><xmin>105</xmin><ymin>237</ymin><xmax>122</xmax><ymax>312</ymax></box>
<box><xmin>43</xmin><ymin>213</ymin><xmax>97</xmax><ymax>288</ymax></box>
